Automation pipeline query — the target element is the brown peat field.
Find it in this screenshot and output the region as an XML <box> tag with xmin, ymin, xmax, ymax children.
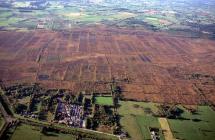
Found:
<box><xmin>0</xmin><ymin>27</ymin><xmax>215</xmax><ymax>105</ymax></box>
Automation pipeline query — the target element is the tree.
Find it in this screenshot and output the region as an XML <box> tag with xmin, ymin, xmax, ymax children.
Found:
<box><xmin>15</xmin><ymin>103</ymin><xmax>27</xmax><ymax>114</ymax></box>
<box><xmin>84</xmin><ymin>98</ymin><xmax>91</xmax><ymax>111</ymax></box>
<box><xmin>144</xmin><ymin>107</ymin><xmax>152</xmax><ymax>114</ymax></box>
<box><xmin>92</xmin><ymin>119</ymin><xmax>99</xmax><ymax>130</ymax></box>
<box><xmin>86</xmin><ymin>118</ymin><xmax>92</xmax><ymax>129</ymax></box>
<box><xmin>64</xmin><ymin>94</ymin><xmax>70</xmax><ymax>102</ymax></box>
<box><xmin>157</xmin><ymin>104</ymin><xmax>183</xmax><ymax>119</ymax></box>
<box><xmin>77</xmin><ymin>92</ymin><xmax>84</xmax><ymax>104</ymax></box>
<box><xmin>28</xmin><ymin>95</ymin><xmax>36</xmax><ymax>112</ymax></box>
<box><xmin>113</xmin><ymin>97</ymin><xmax>118</xmax><ymax>109</ymax></box>
<box><xmin>41</xmin><ymin>127</ymin><xmax>47</xmax><ymax>134</ymax></box>
<box><xmin>38</xmin><ymin>100</ymin><xmax>47</xmax><ymax>120</ymax></box>
<box><xmin>91</xmin><ymin>93</ymin><xmax>96</xmax><ymax>104</ymax></box>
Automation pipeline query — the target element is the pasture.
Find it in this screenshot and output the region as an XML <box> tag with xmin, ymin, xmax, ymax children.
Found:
<box><xmin>119</xmin><ymin>114</ymin><xmax>164</xmax><ymax>140</ymax></box>
<box><xmin>10</xmin><ymin>123</ymin><xmax>76</xmax><ymax>140</ymax></box>
<box><xmin>168</xmin><ymin>106</ymin><xmax>215</xmax><ymax>140</ymax></box>
<box><xmin>119</xmin><ymin>101</ymin><xmax>159</xmax><ymax>116</ymax></box>
<box><xmin>119</xmin><ymin>101</ymin><xmax>164</xmax><ymax>140</ymax></box>
<box><xmin>95</xmin><ymin>96</ymin><xmax>113</xmax><ymax>106</ymax></box>
<box><xmin>135</xmin><ymin>115</ymin><xmax>164</xmax><ymax>140</ymax></box>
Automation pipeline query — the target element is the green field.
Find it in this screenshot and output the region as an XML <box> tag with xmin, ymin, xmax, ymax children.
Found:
<box><xmin>119</xmin><ymin>114</ymin><xmax>164</xmax><ymax>140</ymax></box>
<box><xmin>10</xmin><ymin>123</ymin><xmax>76</xmax><ymax>140</ymax></box>
<box><xmin>119</xmin><ymin>101</ymin><xmax>215</xmax><ymax>140</ymax></box>
<box><xmin>119</xmin><ymin>101</ymin><xmax>159</xmax><ymax>116</ymax></box>
<box><xmin>119</xmin><ymin>101</ymin><xmax>164</xmax><ymax>140</ymax></box>
<box><xmin>168</xmin><ymin>106</ymin><xmax>215</xmax><ymax>140</ymax></box>
<box><xmin>136</xmin><ymin>115</ymin><xmax>164</xmax><ymax>140</ymax></box>
<box><xmin>95</xmin><ymin>96</ymin><xmax>113</xmax><ymax>106</ymax></box>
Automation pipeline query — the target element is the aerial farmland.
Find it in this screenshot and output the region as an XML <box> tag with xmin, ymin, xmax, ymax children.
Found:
<box><xmin>0</xmin><ymin>0</ymin><xmax>215</xmax><ymax>140</ymax></box>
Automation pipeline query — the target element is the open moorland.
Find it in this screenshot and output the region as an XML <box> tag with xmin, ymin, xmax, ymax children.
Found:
<box><xmin>0</xmin><ymin>28</ymin><xmax>215</xmax><ymax>105</ymax></box>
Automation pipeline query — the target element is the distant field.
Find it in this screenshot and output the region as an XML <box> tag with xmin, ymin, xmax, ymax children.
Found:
<box><xmin>0</xmin><ymin>0</ymin><xmax>215</xmax><ymax>37</ymax></box>
<box><xmin>168</xmin><ymin>106</ymin><xmax>215</xmax><ymax>140</ymax></box>
<box><xmin>10</xmin><ymin>123</ymin><xmax>76</xmax><ymax>140</ymax></box>
<box><xmin>95</xmin><ymin>96</ymin><xmax>113</xmax><ymax>106</ymax></box>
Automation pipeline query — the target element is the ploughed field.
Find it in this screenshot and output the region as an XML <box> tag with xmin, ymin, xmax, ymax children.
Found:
<box><xmin>0</xmin><ymin>28</ymin><xmax>215</xmax><ymax>104</ymax></box>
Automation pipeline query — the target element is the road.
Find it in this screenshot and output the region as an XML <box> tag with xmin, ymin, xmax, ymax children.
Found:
<box><xmin>0</xmin><ymin>88</ymin><xmax>16</xmax><ymax>139</ymax></box>
<box><xmin>0</xmin><ymin>102</ymin><xmax>16</xmax><ymax>138</ymax></box>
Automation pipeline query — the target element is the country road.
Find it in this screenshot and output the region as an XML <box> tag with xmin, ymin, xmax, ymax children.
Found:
<box><xmin>0</xmin><ymin>102</ymin><xmax>16</xmax><ymax>139</ymax></box>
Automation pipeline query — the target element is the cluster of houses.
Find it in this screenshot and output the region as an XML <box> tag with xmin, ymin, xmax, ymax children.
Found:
<box><xmin>150</xmin><ymin>128</ymin><xmax>160</xmax><ymax>140</ymax></box>
<box><xmin>20</xmin><ymin>111</ymin><xmax>38</xmax><ymax>119</ymax></box>
<box><xmin>55</xmin><ymin>102</ymin><xmax>85</xmax><ymax>128</ymax></box>
<box><xmin>37</xmin><ymin>18</ymin><xmax>52</xmax><ymax>29</ymax></box>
